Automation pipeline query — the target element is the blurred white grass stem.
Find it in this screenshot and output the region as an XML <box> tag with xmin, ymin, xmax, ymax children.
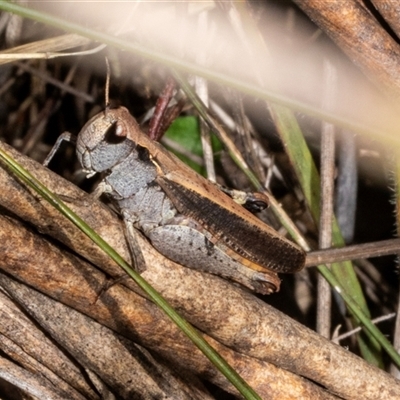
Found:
<box><xmin>195</xmin><ymin>9</ymin><xmax>216</xmax><ymax>183</ymax></box>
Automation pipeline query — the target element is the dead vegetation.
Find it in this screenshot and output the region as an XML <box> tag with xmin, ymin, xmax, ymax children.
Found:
<box><xmin>0</xmin><ymin>1</ymin><xmax>400</xmax><ymax>399</ymax></box>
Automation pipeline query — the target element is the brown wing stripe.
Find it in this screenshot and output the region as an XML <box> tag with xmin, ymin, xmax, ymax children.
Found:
<box><xmin>158</xmin><ymin>177</ymin><xmax>305</xmax><ymax>273</ymax></box>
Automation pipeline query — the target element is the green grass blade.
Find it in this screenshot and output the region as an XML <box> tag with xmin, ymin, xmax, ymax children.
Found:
<box><xmin>0</xmin><ymin>146</ymin><xmax>263</xmax><ymax>400</ymax></box>
<box><xmin>316</xmin><ymin>264</ymin><xmax>400</xmax><ymax>367</ymax></box>
<box><xmin>269</xmin><ymin>104</ymin><xmax>383</xmax><ymax>366</ymax></box>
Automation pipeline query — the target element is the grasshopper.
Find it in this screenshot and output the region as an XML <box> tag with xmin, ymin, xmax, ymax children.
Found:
<box><xmin>64</xmin><ymin>105</ymin><xmax>305</xmax><ymax>295</ymax></box>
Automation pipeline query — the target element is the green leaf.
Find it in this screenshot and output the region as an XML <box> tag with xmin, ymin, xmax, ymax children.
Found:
<box><xmin>164</xmin><ymin>116</ymin><xmax>222</xmax><ymax>174</ymax></box>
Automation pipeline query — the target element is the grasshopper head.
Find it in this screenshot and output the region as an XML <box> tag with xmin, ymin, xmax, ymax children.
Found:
<box><xmin>76</xmin><ymin>107</ymin><xmax>135</xmax><ymax>177</ymax></box>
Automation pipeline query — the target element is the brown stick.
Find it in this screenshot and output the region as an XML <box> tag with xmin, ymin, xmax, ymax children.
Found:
<box><xmin>306</xmin><ymin>238</ymin><xmax>400</xmax><ymax>267</ymax></box>
<box><xmin>293</xmin><ymin>0</ymin><xmax>400</xmax><ymax>98</ymax></box>
<box><xmin>0</xmin><ymin>355</ymin><xmax>75</xmax><ymax>400</ymax></box>
<box><xmin>148</xmin><ymin>76</ymin><xmax>176</xmax><ymax>141</ymax></box>
<box><xmin>0</xmin><ymin>272</ymin><xmax>209</xmax><ymax>400</ymax></box>
<box><xmin>370</xmin><ymin>1</ymin><xmax>400</xmax><ymax>42</ymax></box>
<box><xmin>0</xmin><ymin>290</ymin><xmax>94</xmax><ymax>399</ymax></box>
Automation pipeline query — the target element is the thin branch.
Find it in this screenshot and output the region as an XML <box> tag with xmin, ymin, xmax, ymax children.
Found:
<box><xmin>333</xmin><ymin>313</ymin><xmax>396</xmax><ymax>344</ymax></box>
<box><xmin>16</xmin><ymin>62</ymin><xmax>94</xmax><ymax>103</ymax></box>
<box><xmin>306</xmin><ymin>238</ymin><xmax>400</xmax><ymax>267</ymax></box>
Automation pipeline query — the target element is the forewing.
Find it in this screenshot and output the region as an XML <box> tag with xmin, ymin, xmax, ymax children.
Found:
<box><xmin>156</xmin><ymin>173</ymin><xmax>305</xmax><ymax>273</ymax></box>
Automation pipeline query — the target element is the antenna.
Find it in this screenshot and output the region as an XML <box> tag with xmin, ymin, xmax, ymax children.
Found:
<box><xmin>105</xmin><ymin>57</ymin><xmax>111</xmax><ymax>116</ymax></box>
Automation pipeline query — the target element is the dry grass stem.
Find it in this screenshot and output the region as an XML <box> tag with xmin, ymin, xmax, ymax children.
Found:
<box><xmin>316</xmin><ymin>59</ymin><xmax>337</xmax><ymax>338</ymax></box>
<box><xmin>0</xmin><ymin>33</ymin><xmax>92</xmax><ymax>65</ymax></box>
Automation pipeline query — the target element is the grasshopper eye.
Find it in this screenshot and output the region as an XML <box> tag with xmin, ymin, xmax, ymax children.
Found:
<box><xmin>104</xmin><ymin>122</ymin><xmax>127</xmax><ymax>144</ymax></box>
